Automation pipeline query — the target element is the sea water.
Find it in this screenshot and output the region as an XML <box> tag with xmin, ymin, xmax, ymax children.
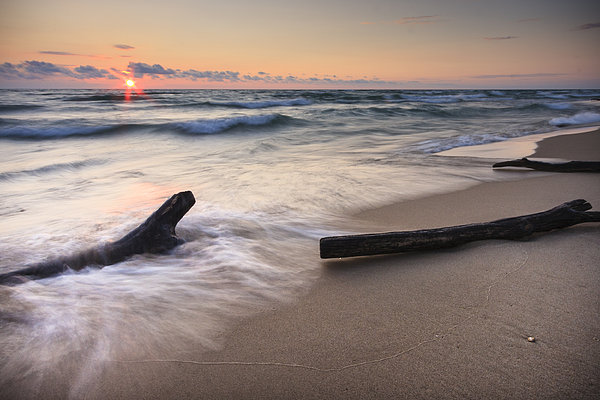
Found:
<box><xmin>1</xmin><ymin>89</ymin><xmax>599</xmax><ymax>391</ymax></box>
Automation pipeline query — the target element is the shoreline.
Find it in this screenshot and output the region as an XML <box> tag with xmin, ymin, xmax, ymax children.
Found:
<box><xmin>358</xmin><ymin>127</ymin><xmax>600</xmax><ymax>229</ymax></box>
<box><xmin>4</xmin><ymin>128</ymin><xmax>599</xmax><ymax>399</ymax></box>
<box><xmin>438</xmin><ymin>125</ymin><xmax>600</xmax><ymax>160</ymax></box>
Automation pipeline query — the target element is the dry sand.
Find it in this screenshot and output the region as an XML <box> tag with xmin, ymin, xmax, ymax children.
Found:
<box><xmin>4</xmin><ymin>129</ymin><xmax>599</xmax><ymax>399</ymax></box>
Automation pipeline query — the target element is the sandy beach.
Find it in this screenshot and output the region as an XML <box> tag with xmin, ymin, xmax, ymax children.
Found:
<box><xmin>3</xmin><ymin>129</ymin><xmax>599</xmax><ymax>399</ymax></box>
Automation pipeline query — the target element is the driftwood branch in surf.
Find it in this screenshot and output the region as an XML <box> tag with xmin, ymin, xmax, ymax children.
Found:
<box><xmin>493</xmin><ymin>158</ymin><xmax>600</xmax><ymax>172</ymax></box>
<box><xmin>320</xmin><ymin>199</ymin><xmax>600</xmax><ymax>259</ymax></box>
<box><xmin>0</xmin><ymin>191</ymin><xmax>196</xmax><ymax>285</ymax></box>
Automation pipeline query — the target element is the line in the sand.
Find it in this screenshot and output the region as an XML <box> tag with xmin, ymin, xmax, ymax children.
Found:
<box><xmin>111</xmin><ymin>248</ymin><xmax>530</xmax><ymax>373</ymax></box>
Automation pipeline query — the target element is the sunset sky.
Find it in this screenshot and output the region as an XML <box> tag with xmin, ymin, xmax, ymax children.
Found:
<box><xmin>1</xmin><ymin>0</ymin><xmax>599</xmax><ymax>89</ymax></box>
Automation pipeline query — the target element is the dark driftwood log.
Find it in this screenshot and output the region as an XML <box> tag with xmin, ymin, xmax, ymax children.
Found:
<box><xmin>493</xmin><ymin>158</ymin><xmax>600</xmax><ymax>172</ymax></box>
<box><xmin>320</xmin><ymin>199</ymin><xmax>600</xmax><ymax>259</ymax></box>
<box><xmin>0</xmin><ymin>191</ymin><xmax>195</xmax><ymax>285</ymax></box>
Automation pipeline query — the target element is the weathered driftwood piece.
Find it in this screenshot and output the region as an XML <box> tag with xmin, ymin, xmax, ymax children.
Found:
<box><xmin>493</xmin><ymin>157</ymin><xmax>600</xmax><ymax>172</ymax></box>
<box><xmin>0</xmin><ymin>191</ymin><xmax>195</xmax><ymax>285</ymax></box>
<box><xmin>320</xmin><ymin>199</ymin><xmax>599</xmax><ymax>259</ymax></box>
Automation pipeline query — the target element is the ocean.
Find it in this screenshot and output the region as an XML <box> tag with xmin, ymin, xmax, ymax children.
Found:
<box><xmin>1</xmin><ymin>89</ymin><xmax>599</xmax><ymax>392</ymax></box>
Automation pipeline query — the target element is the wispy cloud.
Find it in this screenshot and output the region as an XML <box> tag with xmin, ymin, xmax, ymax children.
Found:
<box><xmin>39</xmin><ymin>51</ymin><xmax>78</xmax><ymax>56</ymax></box>
<box><xmin>571</xmin><ymin>22</ymin><xmax>600</xmax><ymax>31</ymax></box>
<box><xmin>517</xmin><ymin>18</ymin><xmax>540</xmax><ymax>23</ymax></box>
<box><xmin>114</xmin><ymin>44</ymin><xmax>135</xmax><ymax>50</ymax></box>
<box><xmin>361</xmin><ymin>15</ymin><xmax>443</xmax><ymax>26</ymax></box>
<box><xmin>484</xmin><ymin>36</ymin><xmax>518</xmax><ymax>41</ymax></box>
<box><xmin>394</xmin><ymin>16</ymin><xmax>440</xmax><ymax>25</ymax></box>
<box><xmin>39</xmin><ymin>50</ymin><xmax>112</xmax><ymax>60</ymax></box>
<box><xmin>472</xmin><ymin>73</ymin><xmax>566</xmax><ymax>79</ymax></box>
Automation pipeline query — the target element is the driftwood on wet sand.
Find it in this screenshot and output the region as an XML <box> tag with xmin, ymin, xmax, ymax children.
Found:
<box><xmin>493</xmin><ymin>157</ymin><xmax>600</xmax><ymax>172</ymax></box>
<box><xmin>0</xmin><ymin>191</ymin><xmax>195</xmax><ymax>285</ymax></box>
<box><xmin>320</xmin><ymin>199</ymin><xmax>600</xmax><ymax>259</ymax></box>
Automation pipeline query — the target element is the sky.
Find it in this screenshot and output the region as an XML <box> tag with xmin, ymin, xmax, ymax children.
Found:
<box><xmin>1</xmin><ymin>0</ymin><xmax>599</xmax><ymax>89</ymax></box>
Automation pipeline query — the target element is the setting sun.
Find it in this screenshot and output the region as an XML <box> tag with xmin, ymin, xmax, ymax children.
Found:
<box><xmin>126</xmin><ymin>79</ymin><xmax>135</xmax><ymax>88</ymax></box>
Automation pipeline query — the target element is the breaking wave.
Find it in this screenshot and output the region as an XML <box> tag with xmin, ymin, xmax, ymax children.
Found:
<box><xmin>549</xmin><ymin>112</ymin><xmax>600</xmax><ymax>126</ymax></box>
<box><xmin>172</xmin><ymin>114</ymin><xmax>287</xmax><ymax>135</ymax></box>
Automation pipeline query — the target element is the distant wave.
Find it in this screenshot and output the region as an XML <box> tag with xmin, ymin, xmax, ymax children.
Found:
<box><xmin>0</xmin><ymin>104</ymin><xmax>44</xmax><ymax>112</ymax></box>
<box><xmin>0</xmin><ymin>124</ymin><xmax>129</xmax><ymax>139</ymax></box>
<box><xmin>570</xmin><ymin>92</ymin><xmax>600</xmax><ymax>98</ymax></box>
<box><xmin>0</xmin><ymin>114</ymin><xmax>292</xmax><ymax>139</ymax></box>
<box><xmin>172</xmin><ymin>114</ymin><xmax>287</xmax><ymax>135</ymax></box>
<box><xmin>0</xmin><ymin>159</ymin><xmax>105</xmax><ymax>181</ymax></box>
<box><xmin>549</xmin><ymin>112</ymin><xmax>600</xmax><ymax>126</ymax></box>
<box><xmin>399</xmin><ymin>93</ymin><xmax>490</xmax><ymax>104</ymax></box>
<box><xmin>210</xmin><ymin>98</ymin><xmax>312</xmax><ymax>109</ymax></box>
<box><xmin>64</xmin><ymin>93</ymin><xmax>150</xmax><ymax>102</ymax></box>
<box><xmin>537</xmin><ymin>91</ymin><xmax>570</xmax><ymax>100</ymax></box>
<box><xmin>543</xmin><ymin>103</ymin><xmax>572</xmax><ymax>110</ymax></box>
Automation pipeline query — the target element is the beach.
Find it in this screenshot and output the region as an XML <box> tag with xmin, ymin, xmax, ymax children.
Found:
<box><xmin>1</xmin><ymin>91</ymin><xmax>599</xmax><ymax>399</ymax></box>
<box><xmin>3</xmin><ymin>129</ymin><xmax>593</xmax><ymax>399</ymax></box>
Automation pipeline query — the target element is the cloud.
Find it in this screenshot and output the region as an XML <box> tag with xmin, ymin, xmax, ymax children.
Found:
<box><xmin>114</xmin><ymin>44</ymin><xmax>135</xmax><ymax>50</ymax></box>
<box><xmin>0</xmin><ymin>62</ymin><xmax>22</xmax><ymax>78</ymax></box>
<box><xmin>472</xmin><ymin>73</ymin><xmax>566</xmax><ymax>79</ymax></box>
<box><xmin>484</xmin><ymin>36</ymin><xmax>518</xmax><ymax>40</ymax></box>
<box><xmin>73</xmin><ymin>65</ymin><xmax>110</xmax><ymax>79</ymax></box>
<box><xmin>38</xmin><ymin>50</ymin><xmax>111</xmax><ymax>60</ymax></box>
<box><xmin>572</xmin><ymin>22</ymin><xmax>600</xmax><ymax>31</ymax></box>
<box><xmin>238</xmin><ymin>71</ymin><xmax>396</xmax><ymax>86</ymax></box>
<box><xmin>0</xmin><ymin>60</ymin><xmax>114</xmax><ymax>80</ymax></box>
<box><xmin>362</xmin><ymin>15</ymin><xmax>443</xmax><ymax>26</ymax></box>
<box><xmin>394</xmin><ymin>16</ymin><xmax>440</xmax><ymax>25</ymax></box>
<box><xmin>39</xmin><ymin>51</ymin><xmax>78</xmax><ymax>56</ymax></box>
<box><xmin>127</xmin><ymin>62</ymin><xmax>176</xmax><ymax>78</ymax></box>
<box><xmin>21</xmin><ymin>60</ymin><xmax>75</xmax><ymax>77</ymax></box>
<box><xmin>1</xmin><ymin>59</ymin><xmax>399</xmax><ymax>87</ymax></box>
<box><xmin>181</xmin><ymin>69</ymin><xmax>241</xmax><ymax>82</ymax></box>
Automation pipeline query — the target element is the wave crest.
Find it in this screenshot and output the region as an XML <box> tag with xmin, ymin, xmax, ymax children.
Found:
<box><xmin>549</xmin><ymin>112</ymin><xmax>600</xmax><ymax>126</ymax></box>
<box><xmin>173</xmin><ymin>114</ymin><xmax>285</xmax><ymax>135</ymax></box>
<box><xmin>0</xmin><ymin>125</ymin><xmax>118</xmax><ymax>139</ymax></box>
<box><xmin>211</xmin><ymin>98</ymin><xmax>312</xmax><ymax>109</ymax></box>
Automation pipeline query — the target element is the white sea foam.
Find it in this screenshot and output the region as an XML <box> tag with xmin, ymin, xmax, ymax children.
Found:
<box><xmin>549</xmin><ymin>112</ymin><xmax>600</xmax><ymax>126</ymax></box>
<box><xmin>414</xmin><ymin>134</ymin><xmax>509</xmax><ymax>153</ymax></box>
